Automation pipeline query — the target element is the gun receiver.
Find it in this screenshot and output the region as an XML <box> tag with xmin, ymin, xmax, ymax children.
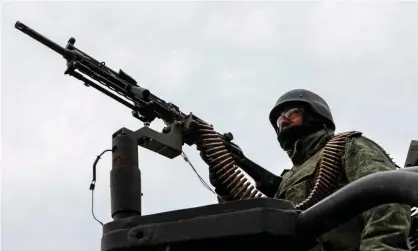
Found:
<box><xmin>15</xmin><ymin>21</ymin><xmax>281</xmax><ymax>198</ymax></box>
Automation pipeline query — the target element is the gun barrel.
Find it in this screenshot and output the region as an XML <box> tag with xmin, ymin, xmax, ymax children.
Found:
<box><xmin>15</xmin><ymin>21</ymin><xmax>66</xmax><ymax>56</ymax></box>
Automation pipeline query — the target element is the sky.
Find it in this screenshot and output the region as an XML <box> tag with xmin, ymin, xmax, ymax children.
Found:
<box><xmin>2</xmin><ymin>1</ymin><xmax>418</xmax><ymax>251</ymax></box>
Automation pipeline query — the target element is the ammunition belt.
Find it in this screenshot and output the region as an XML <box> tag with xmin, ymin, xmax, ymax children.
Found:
<box><xmin>195</xmin><ymin>121</ymin><xmax>265</xmax><ymax>200</ymax></box>
<box><xmin>295</xmin><ymin>131</ymin><xmax>361</xmax><ymax>210</ymax></box>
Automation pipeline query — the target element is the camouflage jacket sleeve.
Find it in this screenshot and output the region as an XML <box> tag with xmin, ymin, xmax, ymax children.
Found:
<box><xmin>343</xmin><ymin>135</ymin><xmax>411</xmax><ymax>251</ymax></box>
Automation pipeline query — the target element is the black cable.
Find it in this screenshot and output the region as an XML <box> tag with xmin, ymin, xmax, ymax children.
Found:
<box><xmin>89</xmin><ymin>149</ymin><xmax>112</xmax><ymax>226</ymax></box>
<box><xmin>91</xmin><ymin>190</ymin><xmax>103</xmax><ymax>226</ymax></box>
<box><xmin>89</xmin><ymin>148</ymin><xmax>214</xmax><ymax>227</ymax></box>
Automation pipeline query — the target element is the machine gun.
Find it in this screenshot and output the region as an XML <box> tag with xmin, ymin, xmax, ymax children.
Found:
<box><xmin>15</xmin><ymin>21</ymin><xmax>418</xmax><ymax>251</ymax></box>
<box><xmin>14</xmin><ymin>21</ymin><xmax>280</xmax><ymax>199</ymax></box>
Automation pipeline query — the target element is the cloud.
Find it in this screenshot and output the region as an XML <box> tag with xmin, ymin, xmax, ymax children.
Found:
<box><xmin>200</xmin><ymin>6</ymin><xmax>278</xmax><ymax>49</ymax></box>
<box><xmin>306</xmin><ymin>2</ymin><xmax>399</xmax><ymax>59</ymax></box>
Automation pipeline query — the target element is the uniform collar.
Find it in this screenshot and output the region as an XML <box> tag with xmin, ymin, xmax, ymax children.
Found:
<box><xmin>288</xmin><ymin>128</ymin><xmax>334</xmax><ymax>165</ymax></box>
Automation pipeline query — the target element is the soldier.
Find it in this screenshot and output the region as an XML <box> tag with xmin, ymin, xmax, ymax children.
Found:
<box><xmin>210</xmin><ymin>89</ymin><xmax>411</xmax><ymax>250</ymax></box>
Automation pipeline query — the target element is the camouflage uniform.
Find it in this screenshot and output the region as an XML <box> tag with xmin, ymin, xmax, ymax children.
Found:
<box><xmin>211</xmin><ymin>88</ymin><xmax>412</xmax><ymax>250</ymax></box>
<box><xmin>275</xmin><ymin>128</ymin><xmax>411</xmax><ymax>251</ymax></box>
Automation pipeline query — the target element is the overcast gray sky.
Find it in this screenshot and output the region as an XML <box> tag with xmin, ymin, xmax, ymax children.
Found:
<box><xmin>2</xmin><ymin>1</ymin><xmax>418</xmax><ymax>251</ymax></box>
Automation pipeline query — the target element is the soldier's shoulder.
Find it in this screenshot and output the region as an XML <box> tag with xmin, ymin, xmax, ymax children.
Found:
<box><xmin>339</xmin><ymin>131</ymin><xmax>384</xmax><ymax>150</ymax></box>
<box><xmin>338</xmin><ymin>130</ymin><xmax>396</xmax><ymax>164</ymax></box>
<box><xmin>341</xmin><ymin>132</ymin><xmax>401</xmax><ymax>175</ymax></box>
<box><xmin>333</xmin><ymin>130</ymin><xmax>365</xmax><ymax>148</ymax></box>
<box><xmin>334</xmin><ymin>130</ymin><xmax>363</xmax><ymax>139</ymax></box>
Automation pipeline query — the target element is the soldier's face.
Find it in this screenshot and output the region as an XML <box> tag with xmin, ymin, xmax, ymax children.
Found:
<box><xmin>276</xmin><ymin>106</ymin><xmax>304</xmax><ymax>131</ymax></box>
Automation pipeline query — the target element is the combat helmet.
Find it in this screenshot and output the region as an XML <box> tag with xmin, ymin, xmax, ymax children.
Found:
<box><xmin>269</xmin><ymin>89</ymin><xmax>336</xmax><ymax>131</ymax></box>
